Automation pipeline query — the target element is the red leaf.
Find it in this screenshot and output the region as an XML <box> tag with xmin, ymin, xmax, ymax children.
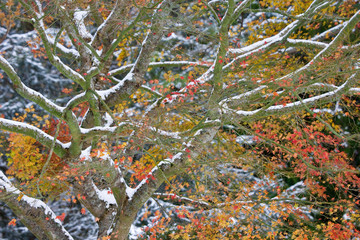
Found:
<box><xmin>56</xmin><ymin>213</ymin><xmax>66</xmax><ymax>222</ymax></box>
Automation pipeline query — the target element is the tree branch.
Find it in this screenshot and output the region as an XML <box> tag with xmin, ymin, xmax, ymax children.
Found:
<box><xmin>0</xmin><ymin>56</ymin><xmax>64</xmax><ymax>118</ymax></box>
<box><xmin>0</xmin><ymin>118</ymin><xmax>68</xmax><ymax>157</ymax></box>
<box><xmin>101</xmin><ymin>0</ymin><xmax>176</xmax><ymax>108</ymax></box>
<box><xmin>224</xmin><ymin>72</ymin><xmax>360</xmax><ymax>120</ymax></box>
<box><xmin>19</xmin><ymin>0</ymin><xmax>87</xmax><ymax>88</ymax></box>
<box><xmin>109</xmin><ymin>61</ymin><xmax>211</xmax><ymax>77</ymax></box>
<box><xmin>0</xmin><ymin>171</ymin><xmax>74</xmax><ymax>240</ymax></box>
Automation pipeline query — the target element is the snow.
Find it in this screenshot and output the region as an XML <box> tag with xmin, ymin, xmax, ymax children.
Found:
<box><xmin>313</xmin><ymin>2</ymin><xmax>330</xmax><ymax>13</ymax></box>
<box><xmin>140</xmin><ymin>85</ymin><xmax>163</xmax><ymax>96</ymax></box>
<box><xmin>129</xmin><ymin>224</ymin><xmax>143</xmax><ymax>239</ymax></box>
<box><xmin>103</xmin><ymin>113</ymin><xmax>113</xmax><ymax>127</ymax></box>
<box><xmin>96</xmin><ymin>73</ymin><xmax>134</xmax><ymax>100</ymax></box>
<box><xmin>80</xmin><ymin>147</ymin><xmax>92</xmax><ymax>161</ymax></box>
<box><xmin>0</xmin><ymin>171</ymin><xmax>21</xmax><ymax>195</ymax></box>
<box><xmin>46</xmin><ymin>32</ymin><xmax>80</xmax><ymax>58</ymax></box>
<box><xmin>313</xmin><ymin>101</ymin><xmax>342</xmax><ymax>114</ymax></box>
<box><xmin>80</xmin><ymin>126</ymin><xmax>117</xmax><ymax>134</ymax></box>
<box><xmin>92</xmin><ymin>183</ymin><xmax>117</xmax><ymax>208</ymax></box>
<box><xmin>228</xmin><ymin>20</ymin><xmax>298</xmax><ymax>55</ymax></box>
<box><xmin>153</xmin><ymin>193</ymin><xmax>210</xmax><ymax>207</ymax></box>
<box><xmin>236</xmin><ymin>135</ymin><xmax>256</xmax><ymax>145</ymax></box>
<box><xmin>53</xmin><ymin>56</ymin><xmax>86</xmax><ymax>83</ymax></box>
<box><xmin>281</xmin><ymin>181</ymin><xmax>306</xmax><ymax>198</ymax></box>
<box><xmin>222</xmin><ymin>72</ymin><xmax>355</xmax><ymax>117</ymax></box>
<box><xmin>220</xmin><ymin>85</ymin><xmax>266</xmax><ymax>106</ymax></box>
<box><xmin>312</xmin><ymin>23</ymin><xmax>344</xmax><ymax>41</ymax></box>
<box><xmin>277</xmin><ymin>11</ymin><xmax>360</xmax><ymax>83</ymax></box>
<box><xmin>287</xmin><ymin>38</ymin><xmax>328</xmax><ymax>48</ymax></box>
<box><xmin>80</xmin><ymin>122</ymin><xmax>128</xmax><ymax>135</ymax></box>
<box><xmin>126</xmin><ymin>185</ymin><xmax>137</xmax><ymax>201</ymax></box>
<box><xmin>65</xmin><ymin>92</ymin><xmax>86</xmax><ymax>108</ymax></box>
<box><xmin>74</xmin><ymin>9</ymin><xmax>93</xmax><ymax>40</ymax></box>
<box><xmin>90</xmin><ymin>4</ymin><xmax>117</xmax><ymax>45</ymax></box>
<box><xmin>148</xmin><ymin>127</ymin><xmax>181</xmax><ymax>139</ymax></box>
<box><xmin>234</xmin><ymin>0</ymin><xmax>255</xmax><ymax>15</ymax></box>
<box><xmin>0</xmin><ymin>55</ymin><xmax>68</xmax><ymax>117</ymax></box>
<box><xmin>126</xmin><ymin>152</ymin><xmax>183</xmax><ymax>201</ymax></box>
<box><xmin>21</xmin><ymin>78</ymin><xmax>65</xmax><ymax>113</ymax></box>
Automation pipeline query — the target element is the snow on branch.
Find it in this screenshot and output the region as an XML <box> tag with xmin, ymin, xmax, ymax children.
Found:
<box><xmin>286</xmin><ymin>38</ymin><xmax>329</xmax><ymax>49</ymax></box>
<box><xmin>0</xmin><ymin>56</ymin><xmax>64</xmax><ymax>118</ymax></box>
<box><xmin>70</xmin><ymin>148</ymin><xmax>123</xmax><ymax>236</ymax></box>
<box><xmin>276</xmin><ymin>10</ymin><xmax>360</xmax><ymax>83</ymax></box>
<box><xmin>80</xmin><ymin>121</ymin><xmax>182</xmax><ymax>141</ymax></box>
<box><xmin>73</xmin><ymin>9</ymin><xmax>93</xmax><ymax>40</ymax></box>
<box><xmin>101</xmin><ymin>0</ymin><xmax>177</xmax><ymax>108</ymax></box>
<box><xmin>312</xmin><ymin>23</ymin><xmax>345</xmax><ymax>41</ymax></box>
<box><xmin>96</xmin><ymin>72</ymin><xmax>134</xmax><ymax>101</ymax></box>
<box><xmin>0</xmin><ymin>171</ymin><xmax>74</xmax><ymax>240</ymax></box>
<box><xmin>90</xmin><ymin>0</ymin><xmax>129</xmax><ymax>47</ymax></box>
<box><xmin>227</xmin><ymin>0</ymin><xmax>333</xmax><ymax>68</ymax></box>
<box><xmin>156</xmin><ymin>63</ymin><xmax>215</xmax><ymax>106</ymax></box>
<box><xmin>47</xmin><ymin>32</ymin><xmax>80</xmax><ymax>60</ymax></box>
<box><xmin>220</xmin><ymin>85</ymin><xmax>267</xmax><ymax>107</ymax></box>
<box><xmin>80</xmin><ymin>122</ymin><xmax>130</xmax><ymax>139</ymax></box>
<box><xmin>20</xmin><ymin>0</ymin><xmax>87</xmax><ymax>88</ymax></box>
<box><xmin>224</xmin><ymin>72</ymin><xmax>359</xmax><ymax>118</ymax></box>
<box><xmin>225</xmin><ymin>20</ymin><xmax>300</xmax><ymax>68</ymax></box>
<box><xmin>0</xmin><ymin>118</ymin><xmax>69</xmax><ymax>157</ymax></box>
<box><xmin>126</xmin><ymin>124</ymin><xmax>220</xmax><ymax>214</ymax></box>
<box><xmin>234</xmin><ymin>0</ymin><xmax>253</xmax><ymax>15</ymax></box>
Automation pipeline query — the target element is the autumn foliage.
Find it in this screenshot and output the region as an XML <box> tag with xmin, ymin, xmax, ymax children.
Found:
<box><xmin>0</xmin><ymin>0</ymin><xmax>360</xmax><ymax>240</ymax></box>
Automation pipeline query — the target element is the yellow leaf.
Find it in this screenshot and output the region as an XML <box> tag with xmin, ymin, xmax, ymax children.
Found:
<box><xmin>17</xmin><ymin>193</ymin><xmax>24</xmax><ymax>201</ymax></box>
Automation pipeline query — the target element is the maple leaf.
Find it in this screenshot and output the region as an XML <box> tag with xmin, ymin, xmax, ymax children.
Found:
<box><xmin>8</xmin><ymin>219</ymin><xmax>16</xmax><ymax>226</ymax></box>
<box><xmin>56</xmin><ymin>213</ymin><xmax>66</xmax><ymax>222</ymax></box>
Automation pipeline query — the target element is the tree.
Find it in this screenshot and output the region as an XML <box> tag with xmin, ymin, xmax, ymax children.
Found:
<box><xmin>0</xmin><ymin>0</ymin><xmax>360</xmax><ymax>239</ymax></box>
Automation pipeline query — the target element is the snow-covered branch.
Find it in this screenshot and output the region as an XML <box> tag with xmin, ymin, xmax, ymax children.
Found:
<box><xmin>0</xmin><ymin>118</ymin><xmax>69</xmax><ymax>157</ymax></box>
<box><xmin>101</xmin><ymin>0</ymin><xmax>178</xmax><ymax>108</ymax></box>
<box><xmin>225</xmin><ymin>19</ymin><xmax>300</xmax><ymax>68</ymax></box>
<box><xmin>47</xmin><ymin>32</ymin><xmax>80</xmax><ymax>60</ymax></box>
<box><xmin>234</xmin><ymin>0</ymin><xmax>253</xmax><ymax>16</ymax></box>
<box><xmin>73</xmin><ymin>9</ymin><xmax>93</xmax><ymax>41</ymax></box>
<box><xmin>19</xmin><ymin>0</ymin><xmax>87</xmax><ymax>88</ymax></box>
<box><xmin>226</xmin><ymin>0</ymin><xmax>333</xmax><ymax>68</ymax></box>
<box><xmin>0</xmin><ymin>56</ymin><xmax>64</xmax><ymax>118</ymax></box>
<box><xmin>125</xmin><ymin>123</ymin><xmax>220</xmax><ymax>217</ymax></box>
<box><xmin>276</xmin><ymin>10</ymin><xmax>360</xmax><ymax>83</ymax></box>
<box><xmin>224</xmin><ymin>72</ymin><xmax>359</xmax><ymax>118</ymax></box>
<box><xmin>0</xmin><ymin>171</ymin><xmax>74</xmax><ymax>240</ymax></box>
<box><xmin>90</xmin><ymin>0</ymin><xmax>128</xmax><ymax>49</ymax></box>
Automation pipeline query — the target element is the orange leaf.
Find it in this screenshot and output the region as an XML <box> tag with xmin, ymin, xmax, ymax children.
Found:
<box><xmin>8</xmin><ymin>219</ymin><xmax>16</xmax><ymax>226</ymax></box>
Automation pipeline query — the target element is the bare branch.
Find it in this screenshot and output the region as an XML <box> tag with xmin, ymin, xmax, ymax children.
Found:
<box><xmin>109</xmin><ymin>61</ymin><xmax>211</xmax><ymax>77</ymax></box>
